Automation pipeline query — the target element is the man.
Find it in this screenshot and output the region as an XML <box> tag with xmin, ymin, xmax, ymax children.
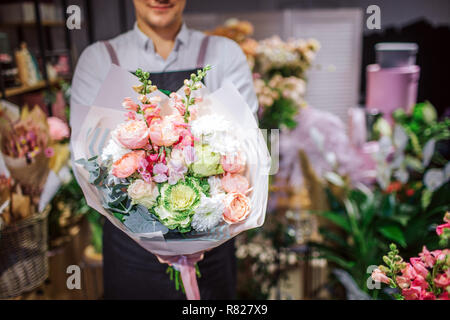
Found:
<box><xmin>70</xmin><ymin>0</ymin><xmax>257</xmax><ymax>299</ymax></box>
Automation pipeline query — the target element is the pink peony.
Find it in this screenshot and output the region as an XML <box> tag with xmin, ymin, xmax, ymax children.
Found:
<box><xmin>221</xmin><ymin>173</ymin><xmax>249</xmax><ymax>194</ymax></box>
<box><xmin>112</xmin><ymin>150</ymin><xmax>146</xmax><ymax>178</ymax></box>
<box><xmin>221</xmin><ymin>152</ymin><xmax>246</xmax><ymax>174</ymax></box>
<box><xmin>122</xmin><ymin>97</ymin><xmax>139</xmax><ymax>112</ymax></box>
<box><xmin>371</xmin><ymin>268</ymin><xmax>390</xmax><ymax>284</ymax></box>
<box><xmin>148</xmin><ymin>115</ymin><xmax>183</xmax><ymax>147</ymax></box>
<box><xmin>47</xmin><ymin>117</ymin><xmax>70</xmax><ymax>141</ymax></box>
<box><xmin>115</xmin><ymin>120</ymin><xmax>150</xmax><ymax>149</ymax></box>
<box><xmin>222</xmin><ymin>192</ymin><xmax>251</xmax><ymax>224</ymax></box>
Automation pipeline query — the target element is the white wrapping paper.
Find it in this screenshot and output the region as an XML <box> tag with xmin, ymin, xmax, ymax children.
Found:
<box><xmin>70</xmin><ymin>65</ymin><xmax>270</xmax><ymax>256</ymax></box>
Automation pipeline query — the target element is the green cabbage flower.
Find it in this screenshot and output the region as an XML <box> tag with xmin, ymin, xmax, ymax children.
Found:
<box><xmin>153</xmin><ymin>177</ymin><xmax>203</xmax><ymax>232</ymax></box>
<box><xmin>190</xmin><ymin>144</ymin><xmax>224</xmax><ymax>177</ymax></box>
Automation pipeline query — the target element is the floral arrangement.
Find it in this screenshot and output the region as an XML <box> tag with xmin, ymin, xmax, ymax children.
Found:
<box><xmin>73</xmin><ymin>65</ymin><xmax>270</xmax><ymax>299</ymax></box>
<box><xmin>208</xmin><ymin>19</ymin><xmax>320</xmax><ymax>129</ymax></box>
<box><xmin>0</xmin><ymin>104</ymin><xmax>70</xmax><ymax>226</ymax></box>
<box><xmin>79</xmin><ymin>66</ymin><xmax>252</xmax><ymax>234</ymax></box>
<box><xmin>371</xmin><ymin>213</ymin><xmax>450</xmax><ymax>300</ymax></box>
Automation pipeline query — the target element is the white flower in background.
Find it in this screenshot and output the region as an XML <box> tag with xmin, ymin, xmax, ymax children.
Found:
<box><xmin>393</xmin><ymin>125</ymin><xmax>408</xmax><ymax>151</ymax></box>
<box><xmin>422</xmin><ymin>139</ymin><xmax>436</xmax><ymax>167</ymax></box>
<box><xmin>424</xmin><ymin>167</ymin><xmax>449</xmax><ymax>192</ymax></box>
<box><xmin>191</xmin><ymin>193</ymin><xmax>225</xmax><ymax>232</ymax></box>
<box><xmin>208</xmin><ymin>176</ymin><xmax>224</xmax><ymax>196</ymax></box>
<box><xmin>101</xmin><ymin>138</ymin><xmax>130</xmax><ymax>164</ymax></box>
<box><xmin>236</xmin><ymin>245</ymin><xmax>248</xmax><ymax>259</ymax></box>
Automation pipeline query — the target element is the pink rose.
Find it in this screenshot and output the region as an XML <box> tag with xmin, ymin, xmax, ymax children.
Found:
<box><xmin>122</xmin><ymin>97</ymin><xmax>139</xmax><ymax>112</ymax></box>
<box><xmin>221</xmin><ymin>152</ymin><xmax>246</xmax><ymax>173</ymax></box>
<box><xmin>222</xmin><ymin>192</ymin><xmax>251</xmax><ymax>224</ymax></box>
<box><xmin>148</xmin><ymin>115</ymin><xmax>182</xmax><ymax>147</ymax></box>
<box><xmin>115</xmin><ymin>120</ymin><xmax>150</xmax><ymax>149</ymax></box>
<box><xmin>410</xmin><ymin>257</ymin><xmax>429</xmax><ymax>278</ymax></box>
<box><xmin>371</xmin><ymin>268</ymin><xmax>390</xmax><ymax>284</ymax></box>
<box><xmin>112</xmin><ymin>150</ymin><xmax>145</xmax><ymax>178</ymax></box>
<box><xmin>47</xmin><ymin>117</ymin><xmax>70</xmax><ymax>141</ymax></box>
<box><xmin>436</xmin><ymin>222</ymin><xmax>450</xmax><ymax>236</ymax></box>
<box><xmin>221</xmin><ymin>173</ymin><xmax>249</xmax><ymax>194</ymax></box>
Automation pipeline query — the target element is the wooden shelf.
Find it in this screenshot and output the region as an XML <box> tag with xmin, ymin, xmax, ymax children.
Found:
<box><xmin>3</xmin><ymin>78</ymin><xmax>63</xmax><ymax>98</ymax></box>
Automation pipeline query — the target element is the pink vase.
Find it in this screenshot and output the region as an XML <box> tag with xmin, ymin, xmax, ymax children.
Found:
<box><xmin>366</xmin><ymin>64</ymin><xmax>420</xmax><ymax>125</ymax></box>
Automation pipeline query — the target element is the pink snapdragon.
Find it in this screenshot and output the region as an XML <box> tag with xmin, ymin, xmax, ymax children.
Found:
<box><xmin>122</xmin><ymin>97</ymin><xmax>139</xmax><ymax>112</ymax></box>
<box><xmin>371</xmin><ymin>268</ymin><xmax>390</xmax><ymax>284</ymax></box>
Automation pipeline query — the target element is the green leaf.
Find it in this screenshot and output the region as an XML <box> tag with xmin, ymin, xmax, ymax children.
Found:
<box><xmin>378</xmin><ymin>225</ymin><xmax>407</xmax><ymax>247</ymax></box>
<box><xmin>319</xmin><ymin>211</ymin><xmax>351</xmax><ymax>233</ymax></box>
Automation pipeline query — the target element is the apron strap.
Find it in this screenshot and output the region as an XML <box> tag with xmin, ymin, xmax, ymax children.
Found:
<box><xmin>196</xmin><ymin>36</ymin><xmax>210</xmax><ymax>69</ymax></box>
<box><xmin>103</xmin><ymin>40</ymin><xmax>120</xmax><ymax>66</ymax></box>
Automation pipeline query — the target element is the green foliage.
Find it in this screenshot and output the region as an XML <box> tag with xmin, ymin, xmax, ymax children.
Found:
<box><xmin>259</xmin><ymin>96</ymin><xmax>298</xmax><ymax>129</ymax></box>
<box><xmin>310</xmin><ymin>183</ymin><xmax>449</xmax><ymax>298</ymax></box>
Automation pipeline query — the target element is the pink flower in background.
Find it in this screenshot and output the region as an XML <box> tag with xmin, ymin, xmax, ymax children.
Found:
<box><xmin>115</xmin><ymin>120</ymin><xmax>149</xmax><ymax>149</ymax></box>
<box><xmin>371</xmin><ymin>268</ymin><xmax>390</xmax><ymax>284</ymax></box>
<box><xmin>436</xmin><ymin>222</ymin><xmax>450</xmax><ymax>236</ymax></box>
<box><xmin>47</xmin><ymin>116</ymin><xmax>70</xmax><ymax>141</ymax></box>
<box><xmin>410</xmin><ymin>257</ymin><xmax>429</xmax><ymax>278</ymax></box>
<box><xmin>434</xmin><ymin>272</ymin><xmax>450</xmax><ymax>288</ymax></box>
<box><xmin>221</xmin><ymin>173</ymin><xmax>250</xmax><ymax>194</ymax></box>
<box><xmin>112</xmin><ymin>150</ymin><xmax>145</xmax><ymax>178</ymax></box>
<box><xmin>221</xmin><ymin>152</ymin><xmax>246</xmax><ymax>174</ymax></box>
<box><xmin>411</xmin><ymin>275</ymin><xmax>428</xmax><ymax>290</ymax></box>
<box><xmin>122</xmin><ymin>97</ymin><xmax>139</xmax><ymax>112</ymax></box>
<box><xmin>402</xmin><ymin>286</ymin><xmax>421</xmax><ymax>300</ymax></box>
<box><xmin>44</xmin><ymin>147</ymin><xmax>54</xmax><ymax>158</ymax></box>
<box><xmin>395</xmin><ymin>276</ymin><xmax>410</xmax><ymax>289</ymax></box>
<box><xmin>419</xmin><ymin>246</ymin><xmax>436</xmax><ymax>268</ymax></box>
<box><xmin>402</xmin><ymin>263</ymin><xmax>418</xmax><ymax>280</ymax></box>
<box><xmin>223</xmin><ymin>192</ymin><xmax>251</xmax><ymax>224</ymax></box>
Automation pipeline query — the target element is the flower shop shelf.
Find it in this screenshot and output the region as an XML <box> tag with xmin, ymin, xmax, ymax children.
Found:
<box><xmin>2</xmin><ymin>78</ymin><xmax>63</xmax><ymax>98</ymax></box>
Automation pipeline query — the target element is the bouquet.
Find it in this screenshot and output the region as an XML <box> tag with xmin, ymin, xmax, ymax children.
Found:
<box><xmin>71</xmin><ymin>65</ymin><xmax>270</xmax><ymax>299</ymax></box>
<box><xmin>0</xmin><ymin>104</ymin><xmax>70</xmax><ymax>225</ymax></box>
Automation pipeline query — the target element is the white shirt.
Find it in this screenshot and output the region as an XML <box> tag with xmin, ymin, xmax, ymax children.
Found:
<box><xmin>70</xmin><ymin>22</ymin><xmax>258</xmax><ymax>113</ymax></box>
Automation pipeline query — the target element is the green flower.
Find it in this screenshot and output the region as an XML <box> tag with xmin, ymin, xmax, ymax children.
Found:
<box><xmin>153</xmin><ymin>177</ymin><xmax>203</xmax><ymax>232</ymax></box>
<box><xmin>190</xmin><ymin>144</ymin><xmax>224</xmax><ymax>177</ymax></box>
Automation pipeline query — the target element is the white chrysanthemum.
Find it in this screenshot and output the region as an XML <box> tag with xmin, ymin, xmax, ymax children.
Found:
<box><xmin>190</xmin><ymin>115</ymin><xmax>241</xmax><ymax>155</ymax></box>
<box><xmin>101</xmin><ymin>138</ymin><xmax>130</xmax><ymax>164</ymax></box>
<box><xmin>191</xmin><ymin>194</ymin><xmax>225</xmax><ymax>232</ymax></box>
<box><xmin>208</xmin><ymin>176</ymin><xmax>224</xmax><ymax>196</ymax></box>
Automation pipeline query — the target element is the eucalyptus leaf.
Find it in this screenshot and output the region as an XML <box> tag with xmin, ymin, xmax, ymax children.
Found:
<box><xmin>124</xmin><ymin>205</ymin><xmax>169</xmax><ymax>234</ymax></box>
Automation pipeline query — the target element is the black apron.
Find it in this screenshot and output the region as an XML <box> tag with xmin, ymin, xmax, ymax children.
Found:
<box><xmin>101</xmin><ymin>37</ymin><xmax>236</xmax><ymax>300</ymax></box>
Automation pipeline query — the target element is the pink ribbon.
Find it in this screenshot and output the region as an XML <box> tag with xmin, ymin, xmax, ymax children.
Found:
<box><xmin>157</xmin><ymin>252</ymin><xmax>204</xmax><ymax>300</ymax></box>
